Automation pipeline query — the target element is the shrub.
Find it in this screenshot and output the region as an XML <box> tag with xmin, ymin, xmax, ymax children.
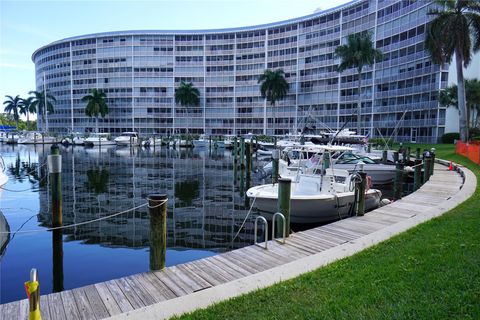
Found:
<box><xmin>441</xmin><ymin>132</ymin><xmax>460</xmax><ymax>143</ymax></box>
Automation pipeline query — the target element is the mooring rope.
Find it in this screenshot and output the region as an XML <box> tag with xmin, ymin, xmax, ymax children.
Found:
<box><xmin>230</xmin><ymin>196</ymin><xmax>257</xmax><ymax>246</ymax></box>
<box><xmin>0</xmin><ymin>199</ymin><xmax>168</xmax><ymax>235</ymax></box>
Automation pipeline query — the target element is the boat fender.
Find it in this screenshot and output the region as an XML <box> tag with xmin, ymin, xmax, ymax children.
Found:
<box><xmin>366</xmin><ymin>176</ymin><xmax>373</xmax><ymax>190</ymax></box>
<box><xmin>379</xmin><ymin>198</ymin><xmax>392</xmax><ymax>207</ymax></box>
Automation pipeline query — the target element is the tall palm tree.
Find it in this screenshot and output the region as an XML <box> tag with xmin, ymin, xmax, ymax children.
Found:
<box><xmin>19</xmin><ymin>96</ymin><xmax>35</xmax><ymax>130</ymax></box>
<box><xmin>335</xmin><ymin>32</ymin><xmax>382</xmax><ymax>135</ymax></box>
<box><xmin>3</xmin><ymin>95</ymin><xmax>22</xmax><ymax>129</ymax></box>
<box><xmin>425</xmin><ymin>0</ymin><xmax>480</xmax><ymax>142</ymax></box>
<box><xmin>82</xmin><ymin>89</ymin><xmax>109</xmax><ymax>133</ymax></box>
<box><xmin>175</xmin><ymin>81</ymin><xmax>200</xmax><ymax>135</ymax></box>
<box><xmin>258</xmin><ymin>69</ymin><xmax>289</xmax><ymax>135</ymax></box>
<box><xmin>29</xmin><ymin>90</ymin><xmax>56</xmax><ymax>133</ymax></box>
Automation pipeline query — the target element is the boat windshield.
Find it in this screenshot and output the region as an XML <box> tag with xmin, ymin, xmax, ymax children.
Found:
<box><xmin>335</xmin><ymin>152</ymin><xmax>376</xmax><ymax>164</ymax></box>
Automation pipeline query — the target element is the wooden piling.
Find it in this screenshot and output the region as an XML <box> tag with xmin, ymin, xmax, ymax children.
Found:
<box><xmin>240</xmin><ymin>137</ymin><xmax>245</xmax><ymax>169</ymax></box>
<box><xmin>354</xmin><ymin>171</ymin><xmax>367</xmax><ymax>216</ymax></box>
<box><xmin>382</xmin><ymin>150</ymin><xmax>388</xmax><ymax>164</ymax></box>
<box><xmin>148</xmin><ymin>194</ymin><xmax>167</xmax><ymax>271</ymax></box>
<box><xmin>430</xmin><ymin>150</ymin><xmax>435</xmax><ymax>176</ymax></box>
<box><xmin>413</xmin><ymin>159</ymin><xmax>422</xmax><ymax>191</ymax></box>
<box><xmin>406</xmin><ymin>146</ymin><xmax>411</xmax><ymax>164</ymax></box>
<box><xmin>394</xmin><ymin>161</ymin><xmax>404</xmax><ymax>200</ymax></box>
<box><xmin>393</xmin><ymin>151</ymin><xmax>399</xmax><ymax>164</ymax></box>
<box><xmin>49</xmin><ymin>145</ymin><xmax>62</xmax><ymax>227</ymax></box>
<box><xmin>416</xmin><ymin>147</ymin><xmax>421</xmax><ymax>159</ymax></box>
<box><xmin>272</xmin><ymin>149</ymin><xmax>280</xmax><ymax>184</ymax></box>
<box><xmin>246</xmin><ymin>142</ymin><xmax>252</xmax><ymax>174</ymax></box>
<box><xmin>277</xmin><ymin>178</ymin><xmax>291</xmax><ymax>237</ymax></box>
<box><xmin>52</xmin><ymin>228</ymin><xmax>64</xmax><ymax>293</ymax></box>
<box><xmin>424</xmin><ymin>156</ymin><xmax>432</xmax><ymax>182</ymax></box>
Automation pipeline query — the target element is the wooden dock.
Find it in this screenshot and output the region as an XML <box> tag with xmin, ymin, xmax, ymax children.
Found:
<box><xmin>0</xmin><ymin>163</ymin><xmax>470</xmax><ymax>320</ymax></box>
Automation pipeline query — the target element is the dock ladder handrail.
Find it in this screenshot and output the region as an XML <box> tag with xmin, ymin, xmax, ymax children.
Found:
<box><xmin>254</xmin><ymin>216</ymin><xmax>268</xmax><ymax>249</ymax></box>
<box><xmin>272</xmin><ymin>212</ymin><xmax>286</xmax><ymax>244</ymax></box>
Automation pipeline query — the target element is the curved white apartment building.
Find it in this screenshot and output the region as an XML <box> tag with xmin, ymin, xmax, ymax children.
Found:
<box><xmin>33</xmin><ymin>0</ymin><xmax>461</xmax><ymax>142</ymax></box>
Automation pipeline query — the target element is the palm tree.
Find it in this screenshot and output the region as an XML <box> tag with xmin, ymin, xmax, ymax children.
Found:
<box><xmin>175</xmin><ymin>81</ymin><xmax>200</xmax><ymax>135</ymax></box>
<box><xmin>29</xmin><ymin>90</ymin><xmax>56</xmax><ymax>133</ymax></box>
<box><xmin>425</xmin><ymin>0</ymin><xmax>480</xmax><ymax>142</ymax></box>
<box><xmin>335</xmin><ymin>32</ymin><xmax>382</xmax><ymax>135</ymax></box>
<box><xmin>258</xmin><ymin>69</ymin><xmax>289</xmax><ymax>135</ymax></box>
<box><xmin>19</xmin><ymin>96</ymin><xmax>35</xmax><ymax>130</ymax></box>
<box><xmin>440</xmin><ymin>78</ymin><xmax>480</xmax><ymax>128</ymax></box>
<box><xmin>82</xmin><ymin>89</ymin><xmax>109</xmax><ymax>133</ymax></box>
<box><xmin>3</xmin><ymin>95</ymin><xmax>22</xmax><ymax>129</ymax></box>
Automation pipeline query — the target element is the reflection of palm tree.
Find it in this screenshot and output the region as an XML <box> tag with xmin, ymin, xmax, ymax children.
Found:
<box><xmin>85</xmin><ymin>169</ymin><xmax>110</xmax><ymax>194</ymax></box>
<box><xmin>175</xmin><ymin>180</ymin><xmax>199</xmax><ymax>207</ymax></box>
<box><xmin>7</xmin><ymin>154</ymin><xmax>43</xmax><ymax>186</ymax></box>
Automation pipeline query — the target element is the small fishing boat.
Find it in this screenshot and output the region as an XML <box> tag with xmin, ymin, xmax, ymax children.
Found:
<box><xmin>247</xmin><ymin>169</ymin><xmax>381</xmax><ymax>224</ymax></box>
<box><xmin>84</xmin><ymin>133</ymin><xmax>116</xmax><ymax>146</ymax></box>
<box><xmin>114</xmin><ymin>132</ymin><xmax>140</xmax><ymax>146</ymax></box>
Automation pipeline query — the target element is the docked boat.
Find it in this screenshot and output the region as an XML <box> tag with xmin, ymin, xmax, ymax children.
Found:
<box><xmin>142</xmin><ymin>136</ymin><xmax>163</xmax><ymax>147</ymax></box>
<box><xmin>0</xmin><ymin>210</ymin><xmax>10</xmax><ymax>257</ymax></box>
<box><xmin>193</xmin><ymin>135</ymin><xmax>209</xmax><ymax>148</ymax></box>
<box><xmin>223</xmin><ymin>135</ymin><xmax>235</xmax><ymax>148</ymax></box>
<box><xmin>84</xmin><ymin>133</ymin><xmax>116</xmax><ymax>146</ymax></box>
<box><xmin>114</xmin><ymin>132</ymin><xmax>140</xmax><ymax>146</ymax></box>
<box><xmin>62</xmin><ymin>132</ymin><xmax>86</xmax><ymax>145</ymax></box>
<box><xmin>4</xmin><ymin>132</ymin><xmax>20</xmax><ymax>144</ymax></box>
<box><xmin>247</xmin><ymin>169</ymin><xmax>381</xmax><ymax>224</ymax></box>
<box><xmin>18</xmin><ymin>132</ymin><xmax>57</xmax><ymax>144</ymax></box>
<box><xmin>0</xmin><ymin>156</ymin><xmax>8</xmax><ymax>189</ymax></box>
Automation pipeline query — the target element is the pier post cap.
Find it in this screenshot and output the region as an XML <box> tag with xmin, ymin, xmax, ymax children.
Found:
<box><xmin>147</xmin><ymin>194</ymin><xmax>168</xmax><ymax>201</ymax></box>
<box><xmin>272</xmin><ymin>149</ymin><xmax>280</xmax><ymax>159</ymax></box>
<box><xmin>278</xmin><ymin>178</ymin><xmax>292</xmax><ymax>184</ymax></box>
<box><xmin>50</xmin><ymin>144</ymin><xmax>60</xmax><ymax>155</ymax></box>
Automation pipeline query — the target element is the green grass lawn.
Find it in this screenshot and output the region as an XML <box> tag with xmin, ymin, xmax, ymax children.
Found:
<box><xmin>178</xmin><ymin>144</ymin><xmax>479</xmax><ymax>320</ymax></box>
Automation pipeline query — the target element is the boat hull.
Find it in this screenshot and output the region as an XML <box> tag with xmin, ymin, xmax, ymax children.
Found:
<box><xmin>84</xmin><ymin>139</ymin><xmax>116</xmax><ymax>146</ymax></box>
<box><xmin>193</xmin><ymin>140</ymin><xmax>208</xmax><ymax>148</ymax></box>
<box><xmin>249</xmin><ymin>189</ymin><xmax>381</xmax><ymax>224</ymax></box>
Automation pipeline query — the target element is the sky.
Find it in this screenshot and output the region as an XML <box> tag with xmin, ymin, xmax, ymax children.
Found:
<box><xmin>0</xmin><ymin>0</ymin><xmax>352</xmax><ymax>119</ymax></box>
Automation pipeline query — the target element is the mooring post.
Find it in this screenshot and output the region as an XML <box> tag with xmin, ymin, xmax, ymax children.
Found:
<box><xmin>394</xmin><ymin>161</ymin><xmax>404</xmax><ymax>200</ymax></box>
<box><xmin>430</xmin><ymin>148</ymin><xmax>436</xmax><ymax>176</ymax></box>
<box><xmin>300</xmin><ymin>135</ymin><xmax>305</xmax><ymax>145</ymax></box>
<box><xmin>413</xmin><ymin>158</ymin><xmax>422</xmax><ymax>191</ymax></box>
<box><xmin>277</xmin><ymin>178</ymin><xmax>291</xmax><ymax>237</ymax></box>
<box><xmin>354</xmin><ymin>164</ymin><xmax>367</xmax><ymax>216</ymax></box>
<box><xmin>48</xmin><ymin>144</ymin><xmax>62</xmax><ymax>227</ymax></box>
<box><xmin>393</xmin><ymin>151</ymin><xmax>399</xmax><ymax>164</ymax></box>
<box><xmin>246</xmin><ymin>142</ymin><xmax>252</xmax><ymax>174</ymax></box>
<box><xmin>382</xmin><ymin>150</ymin><xmax>388</xmax><ymax>164</ymax></box>
<box><xmin>233</xmin><ymin>136</ymin><xmax>237</xmax><ymax>159</ymax></box>
<box><xmin>424</xmin><ymin>155</ymin><xmax>432</xmax><ymax>182</ymax></box>
<box><xmin>272</xmin><ymin>149</ymin><xmax>280</xmax><ymax>184</ymax></box>
<box><xmin>406</xmin><ymin>146</ymin><xmax>411</xmax><ymax>164</ymax></box>
<box><xmin>25</xmin><ymin>268</ymin><xmax>41</xmax><ymax>320</ymax></box>
<box><xmin>274</xmin><ymin>136</ymin><xmax>277</xmax><ymax>148</ymax></box>
<box><xmin>148</xmin><ymin>194</ymin><xmax>167</xmax><ymax>271</ymax></box>
<box><xmin>240</xmin><ymin>137</ymin><xmax>245</xmax><ymax>169</ymax></box>
<box><xmin>416</xmin><ymin>147</ymin><xmax>421</xmax><ymax>159</ymax></box>
<box><xmin>367</xmin><ymin>143</ymin><xmax>371</xmax><ymax>153</ymax></box>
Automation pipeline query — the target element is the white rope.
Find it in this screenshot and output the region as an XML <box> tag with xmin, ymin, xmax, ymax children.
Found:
<box><xmin>0</xmin><ymin>202</ymin><xmax>150</xmax><ymax>234</ymax></box>
<box><xmin>230</xmin><ymin>196</ymin><xmax>257</xmax><ymax>246</ymax></box>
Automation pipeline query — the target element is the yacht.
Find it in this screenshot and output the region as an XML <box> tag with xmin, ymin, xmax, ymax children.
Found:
<box><xmin>84</xmin><ymin>133</ymin><xmax>116</xmax><ymax>146</ymax></box>
<box><xmin>223</xmin><ymin>135</ymin><xmax>235</xmax><ymax>148</ymax></box>
<box><xmin>193</xmin><ymin>135</ymin><xmax>209</xmax><ymax>148</ymax></box>
<box><xmin>114</xmin><ymin>132</ymin><xmax>140</xmax><ymax>146</ymax></box>
<box><xmin>247</xmin><ymin>168</ymin><xmax>382</xmax><ymax>224</ymax></box>
<box><xmin>18</xmin><ymin>132</ymin><xmax>57</xmax><ymax>144</ymax></box>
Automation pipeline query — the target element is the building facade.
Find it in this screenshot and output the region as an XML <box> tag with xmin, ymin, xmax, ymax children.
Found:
<box><xmin>33</xmin><ymin>0</ymin><xmax>450</xmax><ymax>142</ymax></box>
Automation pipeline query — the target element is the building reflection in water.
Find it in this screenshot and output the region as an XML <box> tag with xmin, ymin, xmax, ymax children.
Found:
<box><xmin>36</xmin><ymin>146</ymin><xmax>260</xmax><ymax>260</ymax></box>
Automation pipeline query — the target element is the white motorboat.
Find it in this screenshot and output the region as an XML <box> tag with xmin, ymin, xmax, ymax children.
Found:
<box><xmin>114</xmin><ymin>132</ymin><xmax>140</xmax><ymax>146</ymax></box>
<box><xmin>142</xmin><ymin>137</ymin><xmax>163</xmax><ymax>148</ymax></box>
<box><xmin>193</xmin><ymin>135</ymin><xmax>209</xmax><ymax>148</ymax></box>
<box><xmin>18</xmin><ymin>132</ymin><xmax>57</xmax><ymax>144</ymax></box>
<box><xmin>223</xmin><ymin>135</ymin><xmax>235</xmax><ymax>148</ymax></box>
<box><xmin>62</xmin><ymin>132</ymin><xmax>85</xmax><ymax>145</ymax></box>
<box><xmin>247</xmin><ymin>169</ymin><xmax>381</xmax><ymax>224</ymax></box>
<box><xmin>4</xmin><ymin>132</ymin><xmax>20</xmax><ymax>144</ymax></box>
<box><xmin>84</xmin><ymin>133</ymin><xmax>116</xmax><ymax>146</ymax></box>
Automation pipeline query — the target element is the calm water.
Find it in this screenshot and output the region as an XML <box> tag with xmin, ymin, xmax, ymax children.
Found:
<box><xmin>0</xmin><ymin>144</ymin><xmax>263</xmax><ymax>303</ymax></box>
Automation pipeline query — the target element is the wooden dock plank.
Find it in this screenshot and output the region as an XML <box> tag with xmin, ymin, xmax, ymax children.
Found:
<box><xmin>60</xmin><ymin>290</ymin><xmax>81</xmax><ymax>320</ymax></box>
<box><xmin>83</xmin><ymin>285</ymin><xmax>112</xmax><ymax>319</ymax></box>
<box><xmin>216</xmin><ymin>253</ymin><xmax>264</xmax><ymax>274</ymax></box>
<box><xmin>140</xmin><ymin>272</ymin><xmax>177</xmax><ymax>300</ymax></box>
<box><xmin>72</xmin><ymin>287</ymin><xmax>97</xmax><ymax>320</ymax></box>
<box><xmin>47</xmin><ymin>292</ymin><xmax>67</xmax><ymax>320</ymax></box>
<box><xmin>123</xmin><ymin>276</ymin><xmax>157</xmax><ymax>307</ymax></box>
<box><xmin>94</xmin><ymin>282</ymin><xmax>123</xmax><ymax>316</ymax></box>
<box><xmin>152</xmin><ymin>269</ymin><xmax>190</xmax><ymax>296</ymax></box>
<box><xmin>169</xmin><ymin>265</ymin><xmax>211</xmax><ymax>292</ymax></box>
<box><xmin>178</xmin><ymin>262</ymin><xmax>226</xmax><ymax>287</ymax></box>
<box><xmin>294</xmin><ymin>230</ymin><xmax>345</xmax><ymax>247</ymax></box>
<box><xmin>193</xmin><ymin>258</ymin><xmax>240</xmax><ymax>282</ymax></box>
<box><xmin>1</xmin><ymin>300</ymin><xmax>19</xmax><ymax>320</ymax></box>
<box><xmin>18</xmin><ymin>299</ymin><xmax>29</xmax><ymax>320</ymax></box>
<box><xmin>103</xmin><ymin>280</ymin><xmax>134</xmax><ymax>313</ymax></box>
